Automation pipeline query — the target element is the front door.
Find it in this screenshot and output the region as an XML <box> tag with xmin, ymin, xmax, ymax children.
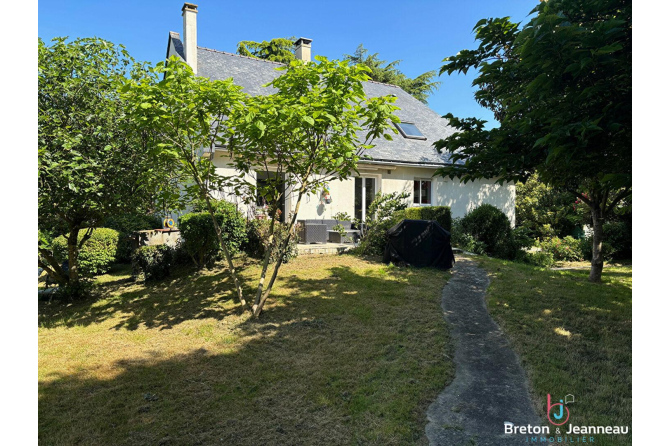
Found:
<box><xmin>354</xmin><ymin>177</ymin><xmax>376</xmax><ymax>223</ymax></box>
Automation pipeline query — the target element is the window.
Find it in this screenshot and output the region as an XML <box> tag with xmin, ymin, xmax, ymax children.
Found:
<box><xmin>413</xmin><ymin>179</ymin><xmax>431</xmax><ymax>205</ymax></box>
<box><xmin>395</xmin><ymin>122</ymin><xmax>427</xmax><ymax>140</ymax></box>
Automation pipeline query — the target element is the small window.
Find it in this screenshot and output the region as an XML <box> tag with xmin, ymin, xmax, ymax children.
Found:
<box><xmin>413</xmin><ymin>179</ymin><xmax>431</xmax><ymax>205</ymax></box>
<box><xmin>395</xmin><ymin>122</ymin><xmax>427</xmax><ymax>140</ymax></box>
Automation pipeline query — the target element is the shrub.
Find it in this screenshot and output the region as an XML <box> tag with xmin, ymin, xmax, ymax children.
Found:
<box><xmin>355</xmin><ymin>192</ymin><xmax>411</xmax><ymax>256</ymax></box>
<box><xmin>522</xmin><ymin>250</ymin><xmax>556</xmax><ymax>268</ymax></box>
<box><xmin>103</xmin><ymin>213</ymin><xmax>163</xmax><ymax>262</ymax></box>
<box><xmin>402</xmin><ymin>206</ymin><xmax>452</xmax><ymax>232</ymax></box>
<box><xmin>603</xmin><ymin>220</ymin><xmax>632</xmax><ymax>260</ymax></box>
<box><xmin>179</xmin><ymin>205</ymin><xmax>247</xmax><ymax>269</ymax></box>
<box><xmin>539</xmin><ymin>236</ymin><xmax>583</xmax><ymax>262</ymax></box>
<box><xmin>132</xmin><ymin>245</ymin><xmax>174</xmax><ymax>281</ymax></box>
<box><xmin>460</xmin><ymin>204</ymin><xmax>516</xmax><ymax>259</ymax></box>
<box><xmin>579</xmin><ymin>237</ymin><xmax>615</xmax><ymax>262</ymax></box>
<box><xmin>53</xmin><ymin>228</ymin><xmax>120</xmax><ymax>277</ymax></box>
<box><xmin>450</xmin><ymin>218</ymin><xmax>487</xmax><ymax>254</ymax></box>
<box><xmin>244</xmin><ymin>218</ymin><xmax>299</xmax><ymax>264</ymax></box>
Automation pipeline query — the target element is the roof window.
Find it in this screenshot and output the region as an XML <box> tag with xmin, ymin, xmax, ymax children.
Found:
<box><xmin>395</xmin><ymin>122</ymin><xmax>427</xmax><ymax>140</ymax></box>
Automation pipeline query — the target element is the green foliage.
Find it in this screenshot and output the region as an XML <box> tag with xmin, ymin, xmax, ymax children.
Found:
<box><xmin>603</xmin><ymin>220</ymin><xmax>632</xmax><ymax>260</ymax></box>
<box><xmin>344</xmin><ymin>45</ymin><xmax>440</xmax><ymax>103</ymax></box>
<box><xmin>515</xmin><ymin>173</ymin><xmax>586</xmax><ymax>239</ymax></box>
<box><xmin>580</xmin><ymin>236</ymin><xmax>615</xmax><ymax>262</ymax></box>
<box><xmin>450</xmin><ymin>218</ymin><xmax>487</xmax><ymax>255</ymax></box>
<box><xmin>357</xmin><ymin>191</ymin><xmax>411</xmax><ymax>256</ymax></box>
<box><xmin>460</xmin><ymin>204</ymin><xmax>516</xmax><ymax>259</ymax></box>
<box><xmin>132</xmin><ymin>245</ymin><xmax>174</xmax><ymax>281</ymax></box>
<box><xmin>434</xmin><ymin>0</ymin><xmax>632</xmax><ymax>280</ymax></box>
<box><xmin>244</xmin><ymin>219</ymin><xmax>299</xmax><ymax>264</ymax></box>
<box><xmin>539</xmin><ymin>236</ymin><xmax>583</xmax><ymax>262</ymax></box>
<box><xmin>179</xmin><ymin>208</ymin><xmax>247</xmax><ymax>269</ymax></box>
<box><xmin>103</xmin><ymin>213</ymin><xmax>163</xmax><ymax>262</ymax></box>
<box><xmin>38</xmin><ymin>37</ymin><xmax>178</xmax><ymax>285</ymax></box>
<box><xmin>522</xmin><ymin>250</ymin><xmax>556</xmax><ymax>268</ymax></box>
<box><xmin>401</xmin><ymin>206</ymin><xmax>452</xmax><ymax>232</ymax></box>
<box><xmin>236</xmin><ymin>37</ymin><xmax>297</xmax><ymax>64</ymax></box>
<box><xmin>103</xmin><ymin>213</ymin><xmax>162</xmax><ymax>234</ymax></box>
<box><xmin>53</xmin><ymin>228</ymin><xmax>120</xmax><ymax>277</ymax></box>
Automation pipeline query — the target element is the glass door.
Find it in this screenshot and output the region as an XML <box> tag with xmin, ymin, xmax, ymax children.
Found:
<box><xmin>354</xmin><ymin>177</ymin><xmax>376</xmax><ymax>223</ymax></box>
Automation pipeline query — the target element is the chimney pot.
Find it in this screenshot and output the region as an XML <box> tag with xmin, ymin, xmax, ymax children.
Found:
<box><xmin>293</xmin><ymin>37</ymin><xmax>312</xmax><ymax>62</ymax></box>
<box><xmin>182</xmin><ymin>3</ymin><xmax>198</xmax><ymax>73</ymax></box>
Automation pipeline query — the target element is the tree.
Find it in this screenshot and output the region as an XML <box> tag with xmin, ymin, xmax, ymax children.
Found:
<box><xmin>122</xmin><ymin>57</ymin><xmax>248</xmax><ymax>306</ymax></box>
<box><xmin>38</xmin><ymin>37</ymin><xmax>177</xmax><ymax>288</ymax></box>
<box><xmin>515</xmin><ymin>173</ymin><xmax>587</xmax><ymax>239</ymax></box>
<box><xmin>227</xmin><ymin>56</ymin><xmax>400</xmax><ymax>316</ymax></box>
<box><xmin>124</xmin><ymin>56</ymin><xmax>398</xmax><ymax>315</ymax></box>
<box><xmin>344</xmin><ymin>44</ymin><xmax>439</xmax><ymax>104</ymax></box>
<box><xmin>434</xmin><ymin>0</ymin><xmax>631</xmax><ymax>282</ymax></box>
<box><xmin>236</xmin><ymin>37</ymin><xmax>296</xmax><ymax>64</ymax></box>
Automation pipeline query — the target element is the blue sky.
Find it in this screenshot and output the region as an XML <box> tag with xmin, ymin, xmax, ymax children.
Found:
<box><xmin>38</xmin><ymin>0</ymin><xmax>538</xmax><ymax>126</ymax></box>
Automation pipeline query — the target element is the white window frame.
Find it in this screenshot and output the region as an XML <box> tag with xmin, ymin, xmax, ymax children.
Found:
<box><xmin>413</xmin><ymin>178</ymin><xmax>433</xmax><ymax>206</ymax></box>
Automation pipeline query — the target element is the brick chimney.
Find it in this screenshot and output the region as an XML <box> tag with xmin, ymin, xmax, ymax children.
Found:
<box><xmin>293</xmin><ymin>37</ymin><xmax>312</xmax><ymax>62</ymax></box>
<box><xmin>182</xmin><ymin>3</ymin><xmax>198</xmax><ymax>73</ymax></box>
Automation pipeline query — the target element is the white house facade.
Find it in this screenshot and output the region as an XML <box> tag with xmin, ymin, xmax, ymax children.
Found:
<box><xmin>167</xmin><ymin>3</ymin><xmax>515</xmax><ymax>226</ymax></box>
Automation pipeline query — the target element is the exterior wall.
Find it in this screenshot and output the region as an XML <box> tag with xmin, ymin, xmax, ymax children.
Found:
<box><xmin>210</xmin><ymin>154</ymin><xmax>516</xmax><ymax>225</ymax></box>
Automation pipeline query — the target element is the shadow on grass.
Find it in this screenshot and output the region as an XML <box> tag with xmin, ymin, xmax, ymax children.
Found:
<box><xmin>39</xmin><ymin>258</ymin><xmax>451</xmax><ymax>446</ymax></box>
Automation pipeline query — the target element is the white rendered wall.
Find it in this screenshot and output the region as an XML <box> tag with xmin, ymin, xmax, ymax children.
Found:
<box><xmin>211</xmin><ymin>155</ymin><xmax>516</xmax><ymax>225</ymax></box>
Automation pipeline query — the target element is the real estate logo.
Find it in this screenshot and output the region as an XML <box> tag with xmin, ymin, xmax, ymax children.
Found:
<box><xmin>547</xmin><ymin>393</ymin><xmax>571</xmax><ymax>426</ymax></box>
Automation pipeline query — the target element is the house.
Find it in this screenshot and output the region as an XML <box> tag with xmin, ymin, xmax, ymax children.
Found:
<box><xmin>167</xmin><ymin>3</ymin><xmax>515</xmax><ymax>225</ymax></box>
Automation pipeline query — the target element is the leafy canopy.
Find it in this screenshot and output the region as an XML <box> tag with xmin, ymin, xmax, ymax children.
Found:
<box><xmin>434</xmin><ymin>0</ymin><xmax>631</xmax><ymax>195</ymax></box>
<box><xmin>38</xmin><ymin>37</ymin><xmax>173</xmax><ymax>234</ymax></box>
<box><xmin>237</xmin><ymin>37</ymin><xmax>297</xmax><ymax>64</ymax></box>
<box><xmin>228</xmin><ymin>55</ymin><xmax>400</xmax><ymax>202</ymax></box>
<box><xmin>344</xmin><ymin>44</ymin><xmax>439</xmax><ymax>104</ymax></box>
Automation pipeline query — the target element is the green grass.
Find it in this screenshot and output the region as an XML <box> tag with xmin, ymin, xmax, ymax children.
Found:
<box><xmin>478</xmin><ymin>257</ymin><xmax>632</xmax><ymax>446</ymax></box>
<box><xmin>39</xmin><ymin>254</ymin><xmax>452</xmax><ymax>445</ymax></box>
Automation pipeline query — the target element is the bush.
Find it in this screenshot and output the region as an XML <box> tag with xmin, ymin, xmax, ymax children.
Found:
<box><xmin>579</xmin><ymin>237</ymin><xmax>615</xmax><ymax>262</ymax></box>
<box><xmin>179</xmin><ymin>203</ymin><xmax>247</xmax><ymax>269</ymax></box>
<box><xmin>53</xmin><ymin>228</ymin><xmax>120</xmax><ymax>277</ymax></box>
<box><xmin>132</xmin><ymin>245</ymin><xmax>174</xmax><ymax>281</ymax></box>
<box><xmin>357</xmin><ymin>199</ymin><xmax>452</xmax><ymax>256</ymax></box>
<box><xmin>460</xmin><ymin>204</ymin><xmax>516</xmax><ymax>259</ymax></box>
<box><xmin>103</xmin><ymin>213</ymin><xmax>163</xmax><ymax>262</ymax></box>
<box><xmin>450</xmin><ymin>218</ymin><xmax>487</xmax><ymax>254</ymax></box>
<box><xmin>402</xmin><ymin>206</ymin><xmax>452</xmax><ymax>232</ymax></box>
<box><xmin>539</xmin><ymin>236</ymin><xmax>583</xmax><ymax>262</ymax></box>
<box><xmin>603</xmin><ymin>221</ymin><xmax>632</xmax><ymax>260</ymax></box>
<box><xmin>522</xmin><ymin>250</ymin><xmax>556</xmax><ymax>267</ymax></box>
<box><xmin>244</xmin><ymin>218</ymin><xmax>299</xmax><ymax>264</ymax></box>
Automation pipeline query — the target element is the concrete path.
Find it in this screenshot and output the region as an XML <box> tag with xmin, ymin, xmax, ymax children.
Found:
<box><xmin>426</xmin><ymin>256</ymin><xmax>540</xmax><ymax>445</ymax></box>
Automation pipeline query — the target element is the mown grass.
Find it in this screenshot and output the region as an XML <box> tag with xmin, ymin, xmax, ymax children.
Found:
<box><xmin>478</xmin><ymin>258</ymin><xmax>632</xmax><ymax>445</ymax></box>
<box><xmin>38</xmin><ymin>254</ymin><xmax>452</xmax><ymax>445</ymax></box>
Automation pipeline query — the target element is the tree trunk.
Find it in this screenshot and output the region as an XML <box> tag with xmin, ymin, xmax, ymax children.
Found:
<box><xmin>252</xmin><ymin>206</ymin><xmax>278</xmax><ymax>314</ymax></box>
<box><xmin>589</xmin><ymin>206</ymin><xmax>604</xmax><ymax>283</ymax></box>
<box><xmin>67</xmin><ymin>226</ymin><xmax>80</xmax><ymax>284</ymax></box>
<box><xmin>204</xmin><ymin>197</ymin><xmax>247</xmax><ymax>307</ymax></box>
<box><xmin>253</xmin><ymin>189</ymin><xmax>305</xmax><ymax>318</ymax></box>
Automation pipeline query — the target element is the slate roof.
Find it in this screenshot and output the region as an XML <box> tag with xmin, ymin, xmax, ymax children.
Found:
<box><xmin>168</xmin><ymin>36</ymin><xmax>457</xmax><ymax>166</ymax></box>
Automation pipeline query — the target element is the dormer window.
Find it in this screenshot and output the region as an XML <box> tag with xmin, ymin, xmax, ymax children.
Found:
<box><xmin>395</xmin><ymin>122</ymin><xmax>427</xmax><ymax>140</ymax></box>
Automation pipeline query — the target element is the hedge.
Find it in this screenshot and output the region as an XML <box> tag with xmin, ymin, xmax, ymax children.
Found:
<box><xmin>52</xmin><ymin>228</ymin><xmax>120</xmax><ymax>277</ymax></box>
<box><xmin>103</xmin><ymin>213</ymin><xmax>163</xmax><ymax>262</ymax></box>
<box><xmin>401</xmin><ymin>206</ymin><xmax>452</xmax><ymax>232</ymax></box>
<box><xmin>179</xmin><ymin>202</ymin><xmax>246</xmax><ymax>269</ymax></box>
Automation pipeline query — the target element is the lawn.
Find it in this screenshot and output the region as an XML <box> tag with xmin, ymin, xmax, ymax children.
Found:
<box><xmin>38</xmin><ymin>254</ymin><xmax>452</xmax><ymax>445</ymax></box>
<box><xmin>478</xmin><ymin>258</ymin><xmax>632</xmax><ymax>445</ymax></box>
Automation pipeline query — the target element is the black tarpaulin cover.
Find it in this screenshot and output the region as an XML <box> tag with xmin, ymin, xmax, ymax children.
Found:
<box><xmin>382</xmin><ymin>219</ymin><xmax>455</xmax><ymax>269</ymax></box>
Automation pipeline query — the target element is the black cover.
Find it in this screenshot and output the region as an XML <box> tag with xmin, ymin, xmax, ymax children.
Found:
<box><xmin>382</xmin><ymin>219</ymin><xmax>455</xmax><ymax>269</ymax></box>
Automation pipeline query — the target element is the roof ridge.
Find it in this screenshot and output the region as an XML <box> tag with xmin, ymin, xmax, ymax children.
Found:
<box><xmin>197</xmin><ymin>46</ymin><xmax>287</xmax><ymax>66</ymax></box>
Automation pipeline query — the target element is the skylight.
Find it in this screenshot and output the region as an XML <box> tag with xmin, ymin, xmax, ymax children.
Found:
<box><xmin>395</xmin><ymin>122</ymin><xmax>427</xmax><ymax>140</ymax></box>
